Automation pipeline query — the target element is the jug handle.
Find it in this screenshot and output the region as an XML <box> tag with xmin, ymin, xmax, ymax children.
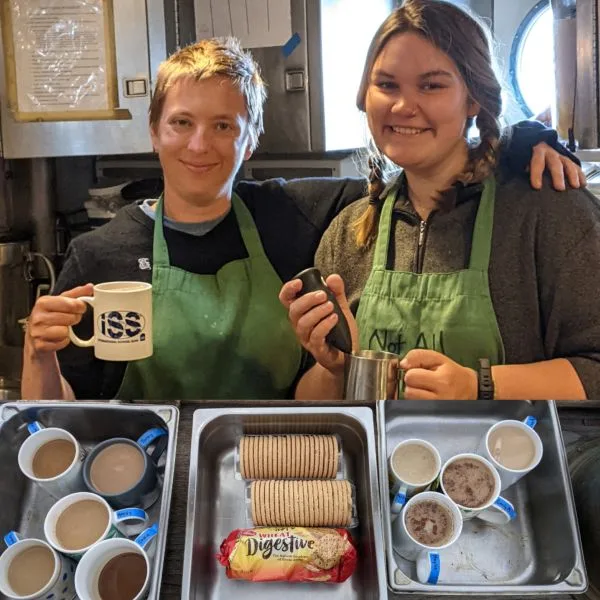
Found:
<box><xmin>28</xmin><ymin>252</ymin><xmax>56</xmax><ymax>294</ymax></box>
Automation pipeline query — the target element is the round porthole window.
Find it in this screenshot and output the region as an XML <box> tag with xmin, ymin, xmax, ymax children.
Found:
<box><xmin>509</xmin><ymin>1</ymin><xmax>555</xmax><ymax>118</ymax></box>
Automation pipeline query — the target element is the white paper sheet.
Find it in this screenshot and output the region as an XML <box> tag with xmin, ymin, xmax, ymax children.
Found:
<box><xmin>10</xmin><ymin>0</ymin><xmax>109</xmax><ymax>113</ymax></box>
<box><xmin>194</xmin><ymin>0</ymin><xmax>292</xmax><ymax>48</ymax></box>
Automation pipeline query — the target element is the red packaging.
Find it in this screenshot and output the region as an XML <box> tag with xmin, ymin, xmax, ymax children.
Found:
<box><xmin>217</xmin><ymin>527</ymin><xmax>357</xmax><ymax>583</ymax></box>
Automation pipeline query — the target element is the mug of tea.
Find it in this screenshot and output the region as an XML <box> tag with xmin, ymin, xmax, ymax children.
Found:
<box><xmin>83</xmin><ymin>427</ymin><xmax>168</xmax><ymax>509</ymax></box>
<box><xmin>75</xmin><ymin>523</ymin><xmax>158</xmax><ymax>600</ymax></box>
<box><xmin>389</xmin><ymin>439</ymin><xmax>441</xmax><ymax>521</ymax></box>
<box><xmin>478</xmin><ymin>416</ymin><xmax>543</xmax><ymax>491</ymax></box>
<box><xmin>68</xmin><ymin>281</ymin><xmax>153</xmax><ymax>361</ymax></box>
<box><xmin>438</xmin><ymin>453</ymin><xmax>517</xmax><ymax>525</ymax></box>
<box><xmin>392</xmin><ymin>491</ymin><xmax>463</xmax><ymax>582</ymax></box>
<box><xmin>44</xmin><ymin>492</ymin><xmax>148</xmax><ymax>561</ymax></box>
<box><xmin>0</xmin><ymin>531</ymin><xmax>76</xmax><ymax>600</ymax></box>
<box><xmin>17</xmin><ymin>421</ymin><xmax>86</xmax><ymax>499</ymax></box>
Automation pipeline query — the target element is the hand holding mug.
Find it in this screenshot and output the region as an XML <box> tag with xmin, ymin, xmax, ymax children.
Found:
<box><xmin>26</xmin><ymin>284</ymin><xmax>93</xmax><ymax>355</ymax></box>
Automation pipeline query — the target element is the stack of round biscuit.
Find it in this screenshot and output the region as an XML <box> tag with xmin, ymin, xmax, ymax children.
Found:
<box><xmin>240</xmin><ymin>434</ymin><xmax>338</xmax><ymax>479</ymax></box>
<box><xmin>240</xmin><ymin>435</ymin><xmax>354</xmax><ymax>528</ymax></box>
<box><xmin>250</xmin><ymin>480</ymin><xmax>353</xmax><ymax>527</ymax></box>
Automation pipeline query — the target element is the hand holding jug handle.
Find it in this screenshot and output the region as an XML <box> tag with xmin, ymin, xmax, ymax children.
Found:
<box><xmin>68</xmin><ymin>296</ymin><xmax>95</xmax><ymax>347</ymax></box>
<box><xmin>292</xmin><ymin>267</ymin><xmax>353</xmax><ymax>354</ymax></box>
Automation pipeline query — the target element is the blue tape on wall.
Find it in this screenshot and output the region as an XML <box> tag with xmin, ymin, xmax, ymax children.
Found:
<box><xmin>282</xmin><ymin>33</ymin><xmax>301</xmax><ymax>58</ymax></box>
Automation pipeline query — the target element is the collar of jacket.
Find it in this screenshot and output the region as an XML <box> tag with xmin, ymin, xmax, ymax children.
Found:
<box><xmin>379</xmin><ymin>171</ymin><xmax>485</xmax><ymax>223</ymax></box>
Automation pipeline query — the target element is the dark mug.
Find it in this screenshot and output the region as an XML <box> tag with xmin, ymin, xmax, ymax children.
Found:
<box><xmin>83</xmin><ymin>428</ymin><xmax>167</xmax><ymax>509</ymax></box>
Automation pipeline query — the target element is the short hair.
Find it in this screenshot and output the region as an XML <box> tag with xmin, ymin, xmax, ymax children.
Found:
<box><xmin>149</xmin><ymin>37</ymin><xmax>267</xmax><ymax>150</ymax></box>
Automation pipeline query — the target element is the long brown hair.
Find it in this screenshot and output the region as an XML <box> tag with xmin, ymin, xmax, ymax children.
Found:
<box><xmin>353</xmin><ymin>0</ymin><xmax>503</xmax><ymax>248</ymax></box>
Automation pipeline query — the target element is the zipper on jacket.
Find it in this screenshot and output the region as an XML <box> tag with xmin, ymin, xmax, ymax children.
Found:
<box><xmin>415</xmin><ymin>219</ymin><xmax>429</xmax><ymax>274</ymax></box>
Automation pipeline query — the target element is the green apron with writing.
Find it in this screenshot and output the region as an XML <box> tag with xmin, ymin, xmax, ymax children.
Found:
<box><xmin>117</xmin><ymin>194</ymin><xmax>301</xmax><ymax>401</ymax></box>
<box><xmin>356</xmin><ymin>176</ymin><xmax>505</xmax><ymax>371</ymax></box>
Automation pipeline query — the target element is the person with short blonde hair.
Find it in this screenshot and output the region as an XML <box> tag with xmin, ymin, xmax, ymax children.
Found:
<box><xmin>149</xmin><ymin>37</ymin><xmax>266</xmax><ymax>151</ymax></box>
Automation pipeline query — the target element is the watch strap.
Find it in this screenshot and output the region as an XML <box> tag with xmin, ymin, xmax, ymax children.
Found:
<box><xmin>478</xmin><ymin>358</ymin><xmax>494</xmax><ymax>400</ymax></box>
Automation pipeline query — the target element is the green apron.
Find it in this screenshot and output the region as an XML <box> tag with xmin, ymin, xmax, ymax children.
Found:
<box><xmin>356</xmin><ymin>176</ymin><xmax>505</xmax><ymax>371</ymax></box>
<box><xmin>117</xmin><ymin>194</ymin><xmax>301</xmax><ymax>401</ymax></box>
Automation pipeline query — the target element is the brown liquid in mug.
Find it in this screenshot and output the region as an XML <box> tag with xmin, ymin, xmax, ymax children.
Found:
<box><xmin>488</xmin><ymin>426</ymin><xmax>536</xmax><ymax>470</ymax></box>
<box><xmin>55</xmin><ymin>499</ymin><xmax>110</xmax><ymax>551</ymax></box>
<box><xmin>90</xmin><ymin>443</ymin><xmax>145</xmax><ymax>495</ymax></box>
<box><xmin>98</xmin><ymin>552</ymin><xmax>147</xmax><ymax>600</ymax></box>
<box><xmin>442</xmin><ymin>458</ymin><xmax>495</xmax><ymax>508</ymax></box>
<box><xmin>32</xmin><ymin>439</ymin><xmax>76</xmax><ymax>479</ymax></box>
<box><xmin>7</xmin><ymin>546</ymin><xmax>55</xmax><ymax>596</ymax></box>
<box><xmin>405</xmin><ymin>500</ymin><xmax>454</xmax><ymax>546</ymax></box>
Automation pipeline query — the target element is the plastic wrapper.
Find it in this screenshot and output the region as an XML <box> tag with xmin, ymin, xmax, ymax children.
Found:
<box><xmin>217</xmin><ymin>527</ymin><xmax>357</xmax><ymax>583</ymax></box>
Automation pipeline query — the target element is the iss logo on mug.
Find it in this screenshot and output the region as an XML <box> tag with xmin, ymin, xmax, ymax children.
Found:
<box><xmin>68</xmin><ymin>282</ymin><xmax>153</xmax><ymax>361</ymax></box>
<box><xmin>99</xmin><ymin>311</ymin><xmax>146</xmax><ymax>341</ymax></box>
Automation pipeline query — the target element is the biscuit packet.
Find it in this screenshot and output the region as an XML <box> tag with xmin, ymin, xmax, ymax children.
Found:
<box><xmin>235</xmin><ymin>434</ymin><xmax>343</xmax><ymax>480</ymax></box>
<box><xmin>217</xmin><ymin>527</ymin><xmax>357</xmax><ymax>583</ymax></box>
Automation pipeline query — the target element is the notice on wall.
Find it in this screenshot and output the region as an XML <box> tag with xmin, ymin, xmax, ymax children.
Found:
<box><xmin>194</xmin><ymin>0</ymin><xmax>292</xmax><ymax>49</ymax></box>
<box><xmin>1</xmin><ymin>0</ymin><xmax>128</xmax><ymax>122</ymax></box>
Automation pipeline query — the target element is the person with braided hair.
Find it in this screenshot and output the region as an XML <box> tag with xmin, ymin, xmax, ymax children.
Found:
<box><xmin>280</xmin><ymin>0</ymin><xmax>600</xmax><ymax>401</ymax></box>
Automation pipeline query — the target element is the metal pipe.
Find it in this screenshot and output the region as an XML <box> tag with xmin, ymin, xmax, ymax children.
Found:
<box><xmin>29</xmin><ymin>158</ymin><xmax>56</xmax><ymax>259</ymax></box>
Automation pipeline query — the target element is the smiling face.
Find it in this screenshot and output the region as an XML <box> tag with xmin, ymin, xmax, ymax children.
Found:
<box><xmin>365</xmin><ymin>32</ymin><xmax>478</xmax><ymax>175</ymax></box>
<box><xmin>150</xmin><ymin>75</ymin><xmax>252</xmax><ymax>208</ymax></box>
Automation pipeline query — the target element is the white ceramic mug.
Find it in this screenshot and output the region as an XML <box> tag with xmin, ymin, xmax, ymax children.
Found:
<box><xmin>389</xmin><ymin>439</ymin><xmax>441</xmax><ymax>520</ymax></box>
<box><xmin>0</xmin><ymin>532</ymin><xmax>76</xmax><ymax>600</ymax></box>
<box><xmin>44</xmin><ymin>492</ymin><xmax>148</xmax><ymax>561</ymax></box>
<box><xmin>392</xmin><ymin>491</ymin><xmax>463</xmax><ymax>583</ymax></box>
<box><xmin>17</xmin><ymin>421</ymin><xmax>86</xmax><ymax>499</ymax></box>
<box><xmin>68</xmin><ymin>281</ymin><xmax>153</xmax><ymax>361</ymax></box>
<box><xmin>438</xmin><ymin>453</ymin><xmax>517</xmax><ymax>525</ymax></box>
<box><xmin>478</xmin><ymin>416</ymin><xmax>543</xmax><ymax>491</ymax></box>
<box><xmin>75</xmin><ymin>523</ymin><xmax>158</xmax><ymax>600</ymax></box>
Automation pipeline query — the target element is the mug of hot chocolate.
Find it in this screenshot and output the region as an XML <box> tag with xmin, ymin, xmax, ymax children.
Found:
<box><xmin>75</xmin><ymin>523</ymin><xmax>158</xmax><ymax>600</ymax></box>
<box><xmin>391</xmin><ymin>490</ymin><xmax>462</xmax><ymax>583</ymax></box>
<box><xmin>0</xmin><ymin>532</ymin><xmax>76</xmax><ymax>600</ymax></box>
<box><xmin>43</xmin><ymin>491</ymin><xmax>149</xmax><ymax>561</ymax></box>
<box><xmin>438</xmin><ymin>453</ymin><xmax>517</xmax><ymax>525</ymax></box>
<box><xmin>83</xmin><ymin>427</ymin><xmax>168</xmax><ymax>509</ymax></box>
<box><xmin>17</xmin><ymin>421</ymin><xmax>86</xmax><ymax>499</ymax></box>
<box><xmin>388</xmin><ymin>439</ymin><xmax>441</xmax><ymax>520</ymax></box>
<box><xmin>478</xmin><ymin>416</ymin><xmax>543</xmax><ymax>491</ymax></box>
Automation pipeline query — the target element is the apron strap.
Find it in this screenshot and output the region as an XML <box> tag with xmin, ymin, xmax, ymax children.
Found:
<box><xmin>230</xmin><ymin>193</ymin><xmax>269</xmax><ymax>260</ymax></box>
<box><xmin>153</xmin><ymin>194</ymin><xmax>170</xmax><ymax>268</ymax></box>
<box><xmin>468</xmin><ymin>176</ymin><xmax>496</xmax><ymax>271</ymax></box>
<box><xmin>372</xmin><ymin>186</ymin><xmax>398</xmax><ymax>270</ymax></box>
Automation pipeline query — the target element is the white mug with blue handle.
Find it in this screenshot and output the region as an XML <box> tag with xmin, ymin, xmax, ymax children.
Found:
<box><xmin>478</xmin><ymin>416</ymin><xmax>543</xmax><ymax>491</ymax></box>
<box><xmin>17</xmin><ymin>421</ymin><xmax>86</xmax><ymax>499</ymax></box>
<box><xmin>438</xmin><ymin>453</ymin><xmax>517</xmax><ymax>525</ymax></box>
<box><xmin>392</xmin><ymin>491</ymin><xmax>463</xmax><ymax>584</ymax></box>
<box><xmin>44</xmin><ymin>492</ymin><xmax>149</xmax><ymax>561</ymax></box>
<box><xmin>389</xmin><ymin>439</ymin><xmax>441</xmax><ymax>522</ymax></box>
<box><xmin>0</xmin><ymin>531</ymin><xmax>76</xmax><ymax>600</ymax></box>
<box><xmin>75</xmin><ymin>523</ymin><xmax>159</xmax><ymax>600</ymax></box>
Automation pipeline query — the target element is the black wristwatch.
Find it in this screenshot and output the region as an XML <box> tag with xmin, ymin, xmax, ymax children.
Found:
<box><xmin>478</xmin><ymin>358</ymin><xmax>494</xmax><ymax>400</ymax></box>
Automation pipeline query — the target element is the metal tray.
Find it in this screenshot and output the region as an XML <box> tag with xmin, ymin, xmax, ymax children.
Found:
<box><xmin>0</xmin><ymin>401</ymin><xmax>179</xmax><ymax>600</ymax></box>
<box><xmin>182</xmin><ymin>406</ymin><xmax>386</xmax><ymax>599</ymax></box>
<box><xmin>377</xmin><ymin>400</ymin><xmax>587</xmax><ymax>596</ymax></box>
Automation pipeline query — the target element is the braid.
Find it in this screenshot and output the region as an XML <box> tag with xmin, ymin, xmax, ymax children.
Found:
<box><xmin>458</xmin><ymin>110</ymin><xmax>501</xmax><ymax>185</ymax></box>
<box><xmin>353</xmin><ymin>156</ymin><xmax>386</xmax><ymax>249</ymax></box>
